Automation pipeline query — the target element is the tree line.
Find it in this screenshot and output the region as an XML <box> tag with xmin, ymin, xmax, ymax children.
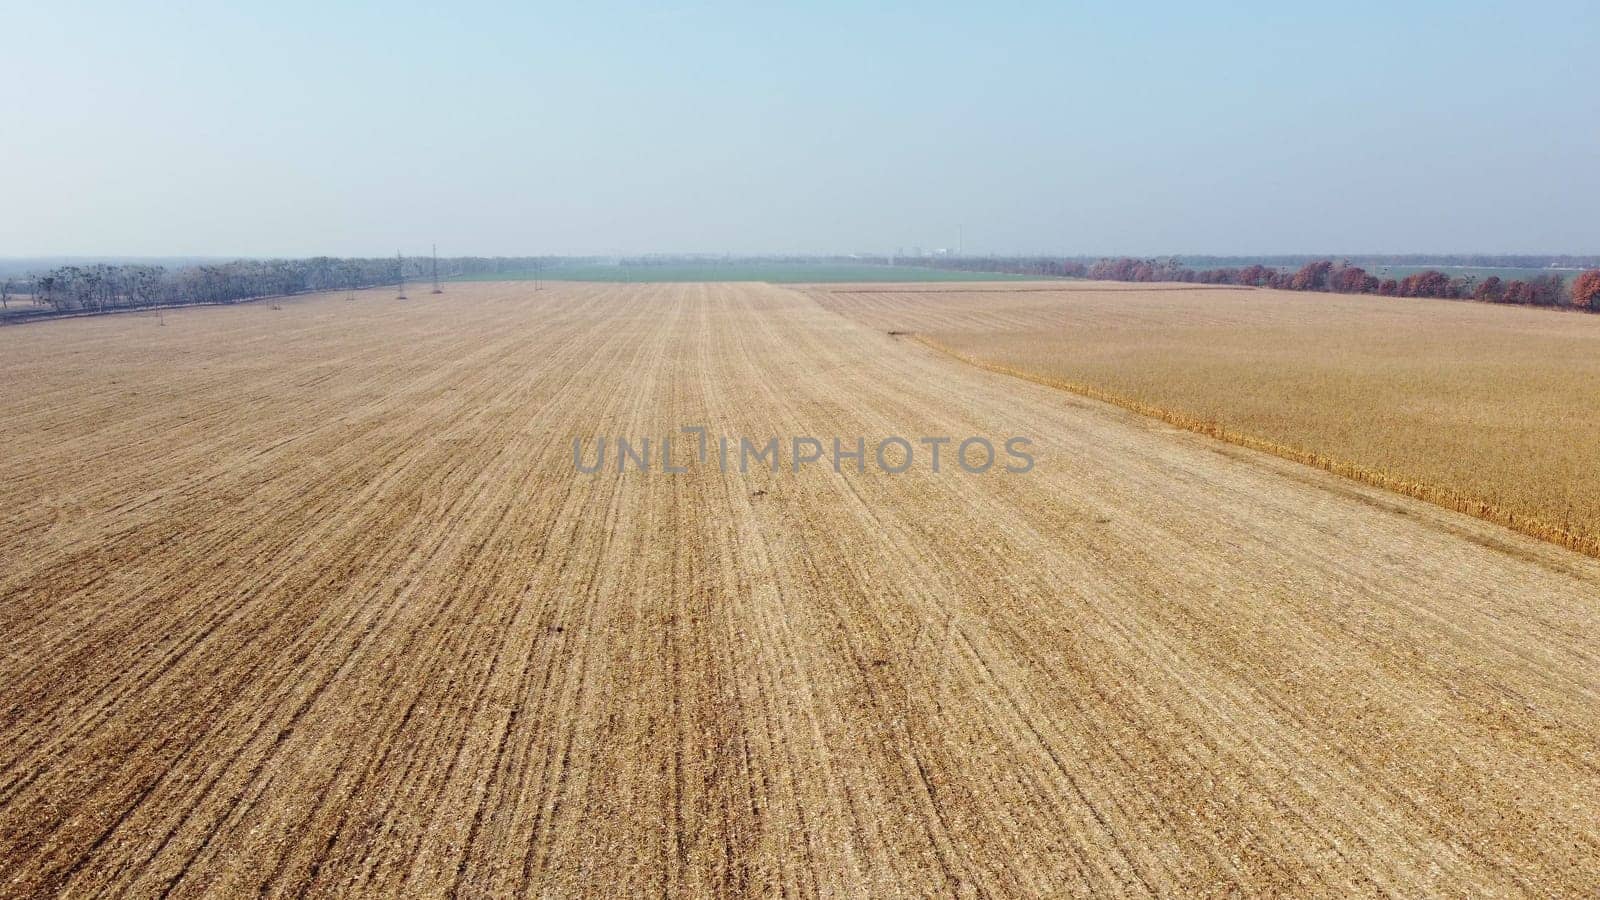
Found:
<box><xmin>0</xmin><ymin>256</ymin><xmax>572</xmax><ymax>320</ymax></box>
<box><xmin>904</xmin><ymin>256</ymin><xmax>1600</xmax><ymax>311</ymax></box>
<box><xmin>1084</xmin><ymin>258</ymin><xmax>1600</xmax><ymax>309</ymax></box>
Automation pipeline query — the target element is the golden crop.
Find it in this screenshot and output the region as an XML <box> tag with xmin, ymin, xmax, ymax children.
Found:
<box><xmin>814</xmin><ymin>282</ymin><xmax>1600</xmax><ymax>558</ymax></box>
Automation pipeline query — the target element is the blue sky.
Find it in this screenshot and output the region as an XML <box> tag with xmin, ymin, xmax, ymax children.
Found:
<box><xmin>4</xmin><ymin>1</ymin><xmax>1596</xmax><ymax>256</ymax></box>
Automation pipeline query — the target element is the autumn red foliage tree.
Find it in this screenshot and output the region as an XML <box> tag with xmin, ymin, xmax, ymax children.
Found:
<box><xmin>1502</xmin><ymin>280</ymin><xmax>1534</xmax><ymax>304</ymax></box>
<box><xmin>1397</xmin><ymin>270</ymin><xmax>1456</xmax><ymax>299</ymax></box>
<box><xmin>1235</xmin><ymin>264</ymin><xmax>1271</xmax><ymax>287</ymax></box>
<box><xmin>1569</xmin><ymin>270</ymin><xmax>1600</xmax><ymax>310</ymax></box>
<box><xmin>1290</xmin><ymin>260</ymin><xmax>1333</xmax><ymax>291</ymax></box>
<box><xmin>1333</xmin><ymin>266</ymin><xmax>1378</xmax><ymax>293</ymax></box>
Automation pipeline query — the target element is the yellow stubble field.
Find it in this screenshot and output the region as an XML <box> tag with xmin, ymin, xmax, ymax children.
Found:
<box><xmin>813</xmin><ymin>281</ymin><xmax>1600</xmax><ymax>557</ymax></box>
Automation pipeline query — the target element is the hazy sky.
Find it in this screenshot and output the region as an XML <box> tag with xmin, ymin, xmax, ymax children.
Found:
<box><xmin>5</xmin><ymin>1</ymin><xmax>1597</xmax><ymax>257</ymax></box>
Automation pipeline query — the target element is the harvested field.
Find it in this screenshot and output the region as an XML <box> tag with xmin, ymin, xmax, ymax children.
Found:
<box><xmin>2</xmin><ymin>281</ymin><xmax>1599</xmax><ymax>896</ymax></box>
<box><xmin>812</xmin><ymin>281</ymin><xmax>1600</xmax><ymax>557</ymax></box>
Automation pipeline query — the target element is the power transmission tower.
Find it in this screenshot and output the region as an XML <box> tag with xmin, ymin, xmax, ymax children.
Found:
<box><xmin>431</xmin><ymin>244</ymin><xmax>442</xmax><ymax>294</ymax></box>
<box><xmin>396</xmin><ymin>251</ymin><xmax>407</xmax><ymax>299</ymax></box>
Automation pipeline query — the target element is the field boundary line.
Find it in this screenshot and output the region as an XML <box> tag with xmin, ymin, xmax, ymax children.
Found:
<box><xmin>909</xmin><ymin>334</ymin><xmax>1600</xmax><ymax>561</ymax></box>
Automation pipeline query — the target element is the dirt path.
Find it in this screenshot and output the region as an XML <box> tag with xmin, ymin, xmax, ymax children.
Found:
<box><xmin>1</xmin><ymin>282</ymin><xmax>1596</xmax><ymax>896</ymax></box>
